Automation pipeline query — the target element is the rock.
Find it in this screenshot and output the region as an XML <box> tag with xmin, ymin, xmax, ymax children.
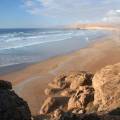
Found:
<box><xmin>48</xmin><ymin>75</ymin><xmax>67</xmax><ymax>89</ymax></box>
<box><xmin>60</xmin><ymin>89</ymin><xmax>74</xmax><ymax>97</ymax></box>
<box><xmin>68</xmin><ymin>72</ymin><xmax>93</xmax><ymax>90</ymax></box>
<box><xmin>80</xmin><ymin>86</ymin><xmax>94</xmax><ymax>107</ymax></box>
<box><xmin>81</xmin><ymin>113</ymin><xmax>101</xmax><ymax>120</ymax></box>
<box><xmin>68</xmin><ymin>86</ymin><xmax>94</xmax><ymax>110</ymax></box>
<box><xmin>93</xmin><ymin>63</ymin><xmax>120</xmax><ymax>112</ymax></box>
<box><xmin>50</xmin><ymin>112</ymin><xmax>100</xmax><ymax>120</ymax></box>
<box><xmin>72</xmin><ymin>108</ymin><xmax>84</xmax><ymax>114</ymax></box>
<box><xmin>49</xmin><ymin>110</ymin><xmax>120</xmax><ymax>120</ymax></box>
<box><xmin>53</xmin><ymin>108</ymin><xmax>63</xmax><ymax>118</ymax></box>
<box><xmin>40</xmin><ymin>97</ymin><xmax>56</xmax><ymax>115</ymax></box>
<box><xmin>0</xmin><ymin>80</ymin><xmax>31</xmax><ymax>120</ymax></box>
<box><xmin>68</xmin><ymin>87</ymin><xmax>83</xmax><ymax>110</ymax></box>
<box><xmin>44</xmin><ymin>88</ymin><xmax>62</xmax><ymax>96</ymax></box>
<box><xmin>50</xmin><ymin>108</ymin><xmax>64</xmax><ymax>120</ymax></box>
<box><xmin>44</xmin><ymin>88</ymin><xmax>55</xmax><ymax>96</ymax></box>
<box><xmin>101</xmin><ymin>114</ymin><xmax>120</xmax><ymax>120</ymax></box>
<box><xmin>53</xmin><ymin>75</ymin><xmax>66</xmax><ymax>83</ymax></box>
<box><xmin>0</xmin><ymin>80</ymin><xmax>12</xmax><ymax>90</ymax></box>
<box><xmin>44</xmin><ymin>88</ymin><xmax>52</xmax><ymax>96</ymax></box>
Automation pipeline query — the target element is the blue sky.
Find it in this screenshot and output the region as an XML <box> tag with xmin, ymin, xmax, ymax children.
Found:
<box><xmin>0</xmin><ymin>0</ymin><xmax>120</xmax><ymax>28</ymax></box>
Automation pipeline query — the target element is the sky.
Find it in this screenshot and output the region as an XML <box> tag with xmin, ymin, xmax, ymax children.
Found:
<box><xmin>0</xmin><ymin>0</ymin><xmax>120</xmax><ymax>28</ymax></box>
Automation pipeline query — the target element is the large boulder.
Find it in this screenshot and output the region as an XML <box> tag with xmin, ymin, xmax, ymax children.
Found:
<box><xmin>0</xmin><ymin>80</ymin><xmax>31</xmax><ymax>120</ymax></box>
<box><xmin>93</xmin><ymin>63</ymin><xmax>120</xmax><ymax>112</ymax></box>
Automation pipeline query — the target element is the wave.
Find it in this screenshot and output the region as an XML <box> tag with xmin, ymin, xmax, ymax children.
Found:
<box><xmin>0</xmin><ymin>30</ymin><xmax>88</xmax><ymax>50</ymax></box>
<box><xmin>4</xmin><ymin>32</ymin><xmax>74</xmax><ymax>42</ymax></box>
<box><xmin>0</xmin><ymin>29</ymin><xmax>106</xmax><ymax>51</ymax></box>
<box><xmin>0</xmin><ymin>36</ymin><xmax>74</xmax><ymax>50</ymax></box>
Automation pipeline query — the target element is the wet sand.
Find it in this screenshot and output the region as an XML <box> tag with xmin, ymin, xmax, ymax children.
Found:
<box><xmin>0</xmin><ymin>33</ymin><xmax>120</xmax><ymax>115</ymax></box>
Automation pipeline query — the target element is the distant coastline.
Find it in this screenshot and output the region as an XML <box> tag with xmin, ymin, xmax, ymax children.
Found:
<box><xmin>65</xmin><ymin>22</ymin><xmax>119</xmax><ymax>31</ymax></box>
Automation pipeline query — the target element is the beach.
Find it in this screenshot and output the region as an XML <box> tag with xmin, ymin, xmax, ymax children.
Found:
<box><xmin>0</xmin><ymin>1</ymin><xmax>120</xmax><ymax>119</ymax></box>
<box><xmin>0</xmin><ymin>31</ymin><xmax>120</xmax><ymax>115</ymax></box>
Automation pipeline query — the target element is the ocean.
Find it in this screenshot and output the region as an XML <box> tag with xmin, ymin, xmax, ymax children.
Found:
<box><xmin>0</xmin><ymin>28</ymin><xmax>108</xmax><ymax>68</ymax></box>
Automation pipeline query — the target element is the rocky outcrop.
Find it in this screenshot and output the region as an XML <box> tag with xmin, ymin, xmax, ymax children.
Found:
<box><xmin>0</xmin><ymin>80</ymin><xmax>32</xmax><ymax>120</ymax></box>
<box><xmin>68</xmin><ymin>72</ymin><xmax>93</xmax><ymax>90</ymax></box>
<box><xmin>39</xmin><ymin>71</ymin><xmax>94</xmax><ymax>116</ymax></box>
<box><xmin>1</xmin><ymin>62</ymin><xmax>120</xmax><ymax>120</ymax></box>
<box><xmin>37</xmin><ymin>63</ymin><xmax>120</xmax><ymax>120</ymax></box>
<box><xmin>68</xmin><ymin>86</ymin><xmax>94</xmax><ymax>111</ymax></box>
<box><xmin>93</xmin><ymin>63</ymin><xmax>120</xmax><ymax>112</ymax></box>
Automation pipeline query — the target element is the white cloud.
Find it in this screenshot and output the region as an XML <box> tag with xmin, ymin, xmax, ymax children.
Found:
<box><xmin>102</xmin><ymin>9</ymin><xmax>120</xmax><ymax>23</ymax></box>
<box><xmin>23</xmin><ymin>0</ymin><xmax>120</xmax><ymax>23</ymax></box>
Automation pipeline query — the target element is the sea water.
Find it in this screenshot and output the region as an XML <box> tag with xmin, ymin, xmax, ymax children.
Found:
<box><xmin>0</xmin><ymin>28</ymin><xmax>108</xmax><ymax>67</ymax></box>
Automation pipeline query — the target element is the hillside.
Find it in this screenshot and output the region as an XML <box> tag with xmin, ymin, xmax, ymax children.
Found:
<box><xmin>66</xmin><ymin>22</ymin><xmax>119</xmax><ymax>30</ymax></box>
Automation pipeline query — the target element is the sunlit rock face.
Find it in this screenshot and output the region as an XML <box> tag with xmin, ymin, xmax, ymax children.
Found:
<box><xmin>93</xmin><ymin>63</ymin><xmax>120</xmax><ymax>112</ymax></box>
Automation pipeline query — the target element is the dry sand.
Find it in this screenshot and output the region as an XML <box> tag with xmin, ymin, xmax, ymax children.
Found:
<box><xmin>0</xmin><ymin>33</ymin><xmax>120</xmax><ymax>115</ymax></box>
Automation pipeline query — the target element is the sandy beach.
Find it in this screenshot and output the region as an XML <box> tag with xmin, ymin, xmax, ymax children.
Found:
<box><xmin>0</xmin><ymin>32</ymin><xmax>120</xmax><ymax>115</ymax></box>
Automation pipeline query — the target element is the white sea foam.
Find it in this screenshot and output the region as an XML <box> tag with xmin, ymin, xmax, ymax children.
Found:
<box><xmin>0</xmin><ymin>30</ymin><xmax>107</xmax><ymax>50</ymax></box>
<box><xmin>0</xmin><ymin>30</ymin><xmax>87</xmax><ymax>50</ymax></box>
<box><xmin>0</xmin><ymin>35</ymin><xmax>73</xmax><ymax>50</ymax></box>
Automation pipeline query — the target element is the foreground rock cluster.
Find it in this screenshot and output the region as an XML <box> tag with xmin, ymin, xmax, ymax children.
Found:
<box><xmin>38</xmin><ymin>63</ymin><xmax>120</xmax><ymax>120</ymax></box>
<box><xmin>0</xmin><ymin>80</ymin><xmax>32</xmax><ymax>120</ymax></box>
<box><xmin>0</xmin><ymin>63</ymin><xmax>120</xmax><ymax>120</ymax></box>
<box><xmin>40</xmin><ymin>71</ymin><xmax>94</xmax><ymax>115</ymax></box>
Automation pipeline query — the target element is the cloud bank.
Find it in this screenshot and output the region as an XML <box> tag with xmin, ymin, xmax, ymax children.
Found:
<box><xmin>103</xmin><ymin>9</ymin><xmax>120</xmax><ymax>23</ymax></box>
<box><xmin>23</xmin><ymin>0</ymin><xmax>120</xmax><ymax>23</ymax></box>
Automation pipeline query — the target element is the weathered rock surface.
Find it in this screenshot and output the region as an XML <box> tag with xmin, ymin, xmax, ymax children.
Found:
<box><xmin>67</xmin><ymin>72</ymin><xmax>93</xmax><ymax>90</ymax></box>
<box><xmin>0</xmin><ymin>80</ymin><xmax>31</xmax><ymax>120</ymax></box>
<box><xmin>50</xmin><ymin>108</ymin><xmax>64</xmax><ymax>120</ymax></box>
<box><xmin>43</xmin><ymin>110</ymin><xmax>120</xmax><ymax>120</ymax></box>
<box><xmin>93</xmin><ymin>63</ymin><xmax>120</xmax><ymax>112</ymax></box>
<box><xmin>38</xmin><ymin>65</ymin><xmax>120</xmax><ymax>120</ymax></box>
<box><xmin>68</xmin><ymin>86</ymin><xmax>94</xmax><ymax>110</ymax></box>
<box><xmin>39</xmin><ymin>71</ymin><xmax>94</xmax><ymax>116</ymax></box>
<box><xmin>44</xmin><ymin>88</ymin><xmax>57</xmax><ymax>96</ymax></box>
<box><xmin>48</xmin><ymin>75</ymin><xmax>67</xmax><ymax>89</ymax></box>
<box><xmin>40</xmin><ymin>97</ymin><xmax>56</xmax><ymax>115</ymax></box>
<box><xmin>60</xmin><ymin>89</ymin><xmax>74</xmax><ymax>97</ymax></box>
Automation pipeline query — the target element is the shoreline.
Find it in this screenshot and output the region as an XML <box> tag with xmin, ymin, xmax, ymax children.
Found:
<box><xmin>0</xmin><ymin>33</ymin><xmax>120</xmax><ymax>115</ymax></box>
<box><xmin>0</xmin><ymin>28</ymin><xmax>112</xmax><ymax>76</ymax></box>
<box><xmin>0</xmin><ymin>33</ymin><xmax>108</xmax><ymax>76</ymax></box>
<box><xmin>0</xmin><ymin>63</ymin><xmax>32</xmax><ymax>76</ymax></box>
